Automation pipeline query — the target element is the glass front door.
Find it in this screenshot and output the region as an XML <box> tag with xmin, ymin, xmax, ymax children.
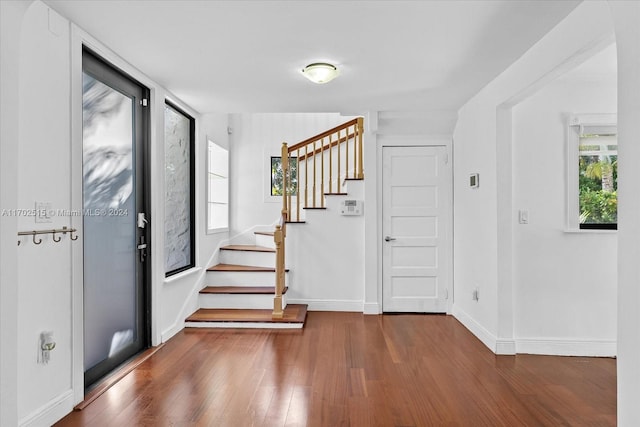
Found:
<box><xmin>82</xmin><ymin>49</ymin><xmax>149</xmax><ymax>388</ymax></box>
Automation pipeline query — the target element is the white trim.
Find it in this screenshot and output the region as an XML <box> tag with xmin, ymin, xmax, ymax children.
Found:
<box><xmin>18</xmin><ymin>389</ymin><xmax>73</xmax><ymax>427</ymax></box>
<box><xmin>363</xmin><ymin>302</ymin><xmax>381</xmax><ymax>314</ymax></box>
<box><xmin>164</xmin><ymin>267</ymin><xmax>202</xmax><ymax>284</ymax></box>
<box><xmin>496</xmin><ymin>340</ymin><xmax>517</xmax><ymax>355</ymax></box>
<box><xmin>287</xmin><ymin>298</ymin><xmax>363</xmax><ymax>312</ymax></box>
<box><xmin>516</xmin><ymin>338</ymin><xmax>616</xmax><ymax>357</ymax></box>
<box><xmin>451</xmin><ymin>305</ymin><xmax>499</xmax><ymax>353</ymax></box>
<box><xmin>564</xmin><ymin>228</ymin><xmax>617</xmax><ymax>234</ymax></box>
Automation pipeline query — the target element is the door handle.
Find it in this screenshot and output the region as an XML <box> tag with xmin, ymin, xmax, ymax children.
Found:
<box><xmin>385</xmin><ymin>236</ymin><xmax>396</xmax><ymax>242</ymax></box>
<box><xmin>138</xmin><ymin>236</ymin><xmax>147</xmax><ymax>262</ymax></box>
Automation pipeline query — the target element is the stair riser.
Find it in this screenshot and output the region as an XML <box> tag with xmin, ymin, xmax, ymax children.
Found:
<box><xmin>206</xmin><ymin>270</ymin><xmax>287</xmax><ymax>286</ymax></box>
<box><xmin>219</xmin><ymin>250</ymin><xmax>275</xmax><ymax>268</ymax></box>
<box><xmin>198</xmin><ymin>293</ymin><xmax>286</xmax><ymax>310</ymax></box>
<box><xmin>254</xmin><ymin>234</ymin><xmax>276</xmax><ymax>249</ymax></box>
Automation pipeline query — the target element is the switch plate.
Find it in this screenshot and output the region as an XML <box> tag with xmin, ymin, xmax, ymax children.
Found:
<box><xmin>35</xmin><ymin>202</ymin><xmax>52</xmax><ymax>223</ymax></box>
<box><xmin>519</xmin><ymin>209</ymin><xmax>529</xmax><ymax>224</ymax></box>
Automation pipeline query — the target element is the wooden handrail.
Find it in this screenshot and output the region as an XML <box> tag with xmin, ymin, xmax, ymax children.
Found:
<box><xmin>298</xmin><ymin>131</ymin><xmax>357</xmax><ymax>161</ymax></box>
<box><xmin>288</xmin><ymin>118</ymin><xmax>359</xmax><ymax>152</ymax></box>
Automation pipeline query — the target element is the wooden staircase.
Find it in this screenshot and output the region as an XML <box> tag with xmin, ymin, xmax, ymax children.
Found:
<box><xmin>185</xmin><ymin>118</ymin><xmax>364</xmax><ymax>330</ymax></box>
<box><xmin>185</xmin><ymin>238</ymin><xmax>307</xmax><ymax>328</ymax></box>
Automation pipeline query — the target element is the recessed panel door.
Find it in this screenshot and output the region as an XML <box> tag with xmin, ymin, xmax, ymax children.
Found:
<box><xmin>382</xmin><ymin>146</ymin><xmax>450</xmax><ymax>312</ymax></box>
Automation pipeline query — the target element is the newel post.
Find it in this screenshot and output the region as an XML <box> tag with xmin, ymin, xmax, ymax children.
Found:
<box><xmin>272</xmin><ymin>224</ymin><xmax>284</xmax><ymax>319</ymax></box>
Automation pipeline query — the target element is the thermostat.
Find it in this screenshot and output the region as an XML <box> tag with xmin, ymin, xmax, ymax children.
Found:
<box><xmin>341</xmin><ymin>200</ymin><xmax>363</xmax><ymax>216</ymax></box>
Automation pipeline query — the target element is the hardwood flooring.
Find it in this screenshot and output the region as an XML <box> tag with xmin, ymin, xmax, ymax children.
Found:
<box><xmin>55</xmin><ymin>312</ymin><xmax>616</xmax><ymax>426</ymax></box>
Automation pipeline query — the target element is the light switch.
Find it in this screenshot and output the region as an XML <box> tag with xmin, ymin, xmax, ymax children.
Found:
<box><xmin>519</xmin><ymin>209</ymin><xmax>529</xmax><ymax>224</ymax></box>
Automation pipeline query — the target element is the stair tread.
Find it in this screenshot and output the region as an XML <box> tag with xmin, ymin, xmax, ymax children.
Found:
<box><xmin>344</xmin><ymin>177</ymin><xmax>364</xmax><ymax>181</ymax></box>
<box><xmin>186</xmin><ymin>304</ymin><xmax>308</xmax><ymax>324</ymax></box>
<box><xmin>207</xmin><ymin>263</ymin><xmax>288</xmax><ymax>272</ymax></box>
<box><xmin>286</xmin><ymin>221</ymin><xmax>306</xmax><ymax>224</ymax></box>
<box><xmin>254</xmin><ymin>231</ymin><xmax>274</xmax><ymax>236</ymax></box>
<box><xmin>325</xmin><ymin>192</ymin><xmax>348</xmax><ymax>196</ymax></box>
<box><xmin>221</xmin><ymin>245</ymin><xmax>275</xmax><ymax>253</ymax></box>
<box><xmin>200</xmin><ymin>286</ymin><xmax>288</xmax><ymax>294</ymax></box>
<box><xmin>303</xmin><ymin>207</ymin><xmax>326</xmax><ymax>210</ymax></box>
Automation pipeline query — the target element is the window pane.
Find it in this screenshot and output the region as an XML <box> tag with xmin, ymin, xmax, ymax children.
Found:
<box><xmin>209</xmin><ymin>202</ymin><xmax>228</xmax><ymax>230</ymax></box>
<box><xmin>578</xmin><ymin>134</ymin><xmax>617</xmax><ymax>226</ymax></box>
<box><xmin>207</xmin><ymin>141</ymin><xmax>229</xmax><ymax>231</ymax></box>
<box><xmin>209</xmin><ymin>176</ymin><xmax>228</xmax><ymax>204</ymax></box>
<box><xmin>164</xmin><ymin>103</ymin><xmax>194</xmax><ymax>274</ymax></box>
<box><xmin>271</xmin><ymin>156</ymin><xmax>297</xmax><ymax>196</ymax></box>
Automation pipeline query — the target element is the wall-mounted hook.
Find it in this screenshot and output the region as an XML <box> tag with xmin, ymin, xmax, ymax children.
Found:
<box><xmin>70</xmin><ymin>229</ymin><xmax>78</xmax><ymax>241</ymax></box>
<box><xmin>32</xmin><ymin>232</ymin><xmax>42</xmax><ymax>245</ymax></box>
<box><xmin>52</xmin><ymin>231</ymin><xmax>61</xmax><ymax>242</ymax></box>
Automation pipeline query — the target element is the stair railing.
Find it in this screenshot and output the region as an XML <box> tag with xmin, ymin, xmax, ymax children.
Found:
<box><xmin>272</xmin><ymin>118</ymin><xmax>364</xmax><ymax>317</ymax></box>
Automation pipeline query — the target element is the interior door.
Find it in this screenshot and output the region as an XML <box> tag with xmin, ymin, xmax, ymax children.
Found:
<box><xmin>82</xmin><ymin>49</ymin><xmax>150</xmax><ymax>388</ymax></box>
<box><xmin>382</xmin><ymin>145</ymin><xmax>450</xmax><ymax>312</ymax></box>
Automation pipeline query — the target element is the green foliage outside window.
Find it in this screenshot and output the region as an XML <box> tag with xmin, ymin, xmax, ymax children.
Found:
<box><xmin>579</xmin><ymin>154</ymin><xmax>617</xmax><ymax>225</ymax></box>
<box><xmin>271</xmin><ymin>157</ymin><xmax>298</xmax><ymax>196</ymax></box>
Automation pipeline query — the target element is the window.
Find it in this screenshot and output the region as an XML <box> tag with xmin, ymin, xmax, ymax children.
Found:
<box><xmin>568</xmin><ymin>114</ymin><xmax>617</xmax><ymax>230</ymax></box>
<box><xmin>207</xmin><ymin>140</ymin><xmax>228</xmax><ymax>232</ymax></box>
<box><xmin>164</xmin><ymin>101</ymin><xmax>195</xmax><ymax>275</ymax></box>
<box><xmin>270</xmin><ymin>156</ymin><xmax>298</xmax><ymax>196</ymax></box>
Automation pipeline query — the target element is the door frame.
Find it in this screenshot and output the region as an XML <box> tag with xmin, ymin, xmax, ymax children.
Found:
<box><xmin>70</xmin><ymin>26</ymin><xmax>159</xmax><ymax>404</ymax></box>
<box><xmin>374</xmin><ymin>135</ymin><xmax>453</xmax><ymax>314</ymax></box>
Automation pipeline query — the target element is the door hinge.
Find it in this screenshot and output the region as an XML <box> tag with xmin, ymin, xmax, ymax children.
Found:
<box><xmin>445</xmin><ymin>289</ymin><xmax>449</xmax><ymax>300</ymax></box>
<box><xmin>443</xmin><ymin>153</ymin><xmax>449</xmax><ymax>165</ymax></box>
<box><xmin>140</xmin><ymin>98</ymin><xmax>148</xmax><ymax>107</ymax></box>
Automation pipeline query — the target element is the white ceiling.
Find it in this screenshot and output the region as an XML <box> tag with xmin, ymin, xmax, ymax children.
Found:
<box><xmin>44</xmin><ymin>0</ymin><xmax>581</xmax><ymax>114</ymax></box>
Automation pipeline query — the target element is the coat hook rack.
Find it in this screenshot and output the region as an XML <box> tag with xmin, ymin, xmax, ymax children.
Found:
<box><xmin>17</xmin><ymin>226</ymin><xmax>78</xmax><ymax>246</ymax></box>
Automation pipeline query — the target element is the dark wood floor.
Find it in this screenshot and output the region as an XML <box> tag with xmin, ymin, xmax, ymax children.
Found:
<box><xmin>56</xmin><ymin>312</ymin><xmax>616</xmax><ymax>426</ymax></box>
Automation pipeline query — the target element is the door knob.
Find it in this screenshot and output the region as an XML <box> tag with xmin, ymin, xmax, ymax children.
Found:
<box><xmin>385</xmin><ymin>236</ymin><xmax>396</xmax><ymax>242</ymax></box>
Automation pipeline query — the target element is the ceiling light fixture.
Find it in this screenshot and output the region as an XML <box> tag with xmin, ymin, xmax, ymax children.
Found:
<box><xmin>301</xmin><ymin>62</ymin><xmax>339</xmax><ymax>84</ymax></box>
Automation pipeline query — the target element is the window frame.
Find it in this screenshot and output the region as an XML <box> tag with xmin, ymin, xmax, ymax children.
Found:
<box><xmin>566</xmin><ymin>113</ymin><xmax>617</xmax><ymax>232</ymax></box>
<box><xmin>207</xmin><ymin>139</ymin><xmax>229</xmax><ymax>234</ymax></box>
<box><xmin>164</xmin><ymin>100</ymin><xmax>196</xmax><ymax>277</ymax></box>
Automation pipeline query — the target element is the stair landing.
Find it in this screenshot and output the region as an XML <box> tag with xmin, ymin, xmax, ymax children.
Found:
<box><xmin>185</xmin><ymin>304</ymin><xmax>308</xmax><ymax>329</ymax></box>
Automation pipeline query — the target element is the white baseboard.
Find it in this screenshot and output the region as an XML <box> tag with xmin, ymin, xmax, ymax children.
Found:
<box><xmin>363</xmin><ymin>302</ymin><xmax>380</xmax><ymax>314</ymax></box>
<box><xmin>19</xmin><ymin>389</ymin><xmax>73</xmax><ymax>427</ymax></box>
<box><xmin>287</xmin><ymin>298</ymin><xmax>363</xmax><ymax>312</ymax></box>
<box><xmin>516</xmin><ymin>338</ymin><xmax>617</xmax><ymax>357</ymax></box>
<box><xmin>451</xmin><ymin>305</ymin><xmax>516</xmax><ymax>355</ymax></box>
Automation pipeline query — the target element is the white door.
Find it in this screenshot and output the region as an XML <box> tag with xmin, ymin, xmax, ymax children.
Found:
<box><xmin>382</xmin><ymin>146</ymin><xmax>450</xmax><ymax>312</ymax></box>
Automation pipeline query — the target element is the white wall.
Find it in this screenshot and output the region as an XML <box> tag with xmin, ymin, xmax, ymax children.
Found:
<box><xmin>15</xmin><ymin>4</ymin><xmax>75</xmax><ymax>424</ymax></box>
<box><xmin>285</xmin><ymin>180</ymin><xmax>364</xmax><ymax>311</ymax></box>
<box><xmin>1</xmin><ymin>3</ymin><xmax>32</xmax><ymax>426</ymax></box>
<box><xmin>228</xmin><ymin>113</ymin><xmax>357</xmax><ymax>236</ymax></box>
<box><xmin>512</xmin><ymin>51</ymin><xmax>617</xmax><ymax>355</ymax></box>
<box><xmin>452</xmin><ymin>0</ymin><xmax>615</xmax><ymax>353</ymax></box>
<box><xmin>0</xmin><ymin>2</ymin><xmax>228</xmax><ymax>424</ymax></box>
<box><xmin>610</xmin><ymin>1</ymin><xmax>640</xmax><ymax>425</ymax></box>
